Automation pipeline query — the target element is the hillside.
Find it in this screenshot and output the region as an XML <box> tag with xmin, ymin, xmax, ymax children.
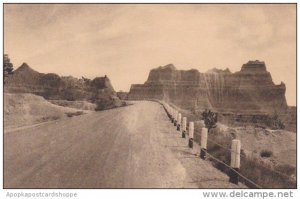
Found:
<box><xmin>4</xmin><ymin>63</ymin><xmax>123</xmax><ymax>110</ymax></box>
<box><xmin>4</xmin><ymin>93</ymin><xmax>87</xmax><ymax>130</ymax></box>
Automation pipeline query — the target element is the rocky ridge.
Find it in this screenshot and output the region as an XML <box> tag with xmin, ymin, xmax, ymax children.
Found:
<box><xmin>128</xmin><ymin>60</ymin><xmax>288</xmax><ymax>115</ymax></box>
<box><xmin>4</xmin><ymin>63</ymin><xmax>123</xmax><ymax>110</ymax></box>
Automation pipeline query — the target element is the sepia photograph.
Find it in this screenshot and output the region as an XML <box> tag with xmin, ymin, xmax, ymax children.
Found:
<box><xmin>1</xmin><ymin>1</ymin><xmax>298</xmax><ymax>197</ymax></box>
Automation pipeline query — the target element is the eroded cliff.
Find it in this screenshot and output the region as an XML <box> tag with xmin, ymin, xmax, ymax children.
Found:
<box><xmin>128</xmin><ymin>61</ymin><xmax>288</xmax><ymax>114</ymax></box>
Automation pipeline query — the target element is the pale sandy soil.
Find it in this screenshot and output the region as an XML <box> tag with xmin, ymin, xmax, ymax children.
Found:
<box><xmin>208</xmin><ymin>123</ymin><xmax>296</xmax><ymax>168</ymax></box>
<box><xmin>4</xmin><ymin>101</ymin><xmax>245</xmax><ymax>188</ymax></box>
<box><xmin>234</xmin><ymin>127</ymin><xmax>296</xmax><ymax>167</ymax></box>
<box><xmin>4</xmin><ymin>93</ymin><xmax>90</xmax><ymax>130</ymax></box>
<box><xmin>48</xmin><ymin>99</ymin><xmax>97</xmax><ymax>111</ymax></box>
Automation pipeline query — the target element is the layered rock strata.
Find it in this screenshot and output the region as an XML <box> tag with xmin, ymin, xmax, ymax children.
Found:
<box><xmin>128</xmin><ymin>61</ymin><xmax>288</xmax><ymax>114</ymax></box>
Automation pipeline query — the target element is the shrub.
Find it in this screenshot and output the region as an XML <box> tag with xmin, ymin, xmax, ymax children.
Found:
<box><xmin>204</xmin><ymin>132</ymin><xmax>296</xmax><ymax>188</ymax></box>
<box><xmin>95</xmin><ymin>95</ymin><xmax>123</xmax><ymax>111</ymax></box>
<box><xmin>95</xmin><ymin>97</ymin><xmax>114</xmax><ymax>111</ymax></box>
<box><xmin>275</xmin><ymin>164</ymin><xmax>296</xmax><ymax>176</ymax></box>
<box><xmin>207</xmin><ymin>134</ymin><xmax>232</xmax><ymax>173</ymax></box>
<box><xmin>260</xmin><ymin>150</ymin><xmax>273</xmax><ymax>158</ymax></box>
<box><xmin>4</xmin><ymin>54</ymin><xmax>14</xmax><ymax>84</ymax></box>
<box><xmin>265</xmin><ymin>111</ymin><xmax>285</xmax><ymax>130</ymax></box>
<box><xmin>240</xmin><ymin>156</ymin><xmax>296</xmax><ymax>188</ymax></box>
<box><xmin>202</xmin><ymin>109</ymin><xmax>218</xmax><ymax>132</ymax></box>
<box><xmin>38</xmin><ymin>116</ymin><xmax>60</xmax><ymax>122</ymax></box>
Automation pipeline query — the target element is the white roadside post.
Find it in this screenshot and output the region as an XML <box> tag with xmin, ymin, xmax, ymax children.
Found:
<box><xmin>174</xmin><ymin>110</ymin><xmax>178</xmax><ymax>126</ymax></box>
<box><xmin>177</xmin><ymin>113</ymin><xmax>182</xmax><ymax>131</ymax></box>
<box><xmin>188</xmin><ymin>122</ymin><xmax>194</xmax><ymax>148</ymax></box>
<box><xmin>182</xmin><ymin>117</ymin><xmax>187</xmax><ymax>138</ymax></box>
<box><xmin>229</xmin><ymin>139</ymin><xmax>241</xmax><ymax>184</ymax></box>
<box><xmin>171</xmin><ymin>108</ymin><xmax>175</xmax><ymax>123</ymax></box>
<box><xmin>200</xmin><ymin>127</ymin><xmax>208</xmax><ymax>160</ymax></box>
<box><xmin>199</xmin><ymin>120</ymin><xmax>205</xmax><ymax>129</ymax></box>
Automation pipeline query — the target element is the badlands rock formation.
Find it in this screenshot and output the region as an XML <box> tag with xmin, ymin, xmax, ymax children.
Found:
<box><xmin>128</xmin><ymin>61</ymin><xmax>288</xmax><ymax>115</ymax></box>
<box><xmin>117</xmin><ymin>91</ymin><xmax>129</xmax><ymax>100</ymax></box>
<box><xmin>4</xmin><ymin>63</ymin><xmax>122</xmax><ymax>110</ymax></box>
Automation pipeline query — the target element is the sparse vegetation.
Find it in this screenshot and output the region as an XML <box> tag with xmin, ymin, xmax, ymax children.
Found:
<box><xmin>206</xmin><ymin>133</ymin><xmax>232</xmax><ymax>174</ymax></box>
<box><xmin>95</xmin><ymin>96</ymin><xmax>125</xmax><ymax>111</ymax></box>
<box><xmin>260</xmin><ymin>150</ymin><xmax>273</xmax><ymax>158</ymax></box>
<box><xmin>201</xmin><ymin>109</ymin><xmax>218</xmax><ymax>132</ymax></box>
<box><xmin>266</xmin><ymin>111</ymin><xmax>285</xmax><ymax>130</ymax></box>
<box><xmin>37</xmin><ymin>116</ymin><xmax>61</xmax><ymax>122</ymax></box>
<box><xmin>95</xmin><ymin>97</ymin><xmax>115</xmax><ymax>111</ymax></box>
<box><xmin>3</xmin><ymin>54</ymin><xmax>14</xmax><ymax>84</ymax></box>
<box><xmin>276</xmin><ymin>164</ymin><xmax>296</xmax><ymax>177</ymax></box>
<box><xmin>205</xmin><ymin>132</ymin><xmax>296</xmax><ymax>188</ymax></box>
<box><xmin>240</xmin><ymin>156</ymin><xmax>296</xmax><ymax>188</ymax></box>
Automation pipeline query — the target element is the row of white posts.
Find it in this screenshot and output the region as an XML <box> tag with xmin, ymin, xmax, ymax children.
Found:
<box><xmin>162</xmin><ymin>103</ymin><xmax>241</xmax><ymax>185</ymax></box>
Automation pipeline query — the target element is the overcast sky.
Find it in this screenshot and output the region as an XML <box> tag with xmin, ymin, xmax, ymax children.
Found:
<box><xmin>4</xmin><ymin>4</ymin><xmax>296</xmax><ymax>105</ymax></box>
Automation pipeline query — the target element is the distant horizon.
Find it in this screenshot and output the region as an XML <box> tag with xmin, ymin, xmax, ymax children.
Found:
<box><xmin>4</xmin><ymin>4</ymin><xmax>296</xmax><ymax>105</ymax></box>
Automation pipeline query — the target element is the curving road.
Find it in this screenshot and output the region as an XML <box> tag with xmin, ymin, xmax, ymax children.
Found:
<box><xmin>4</xmin><ymin>101</ymin><xmax>245</xmax><ymax>188</ymax></box>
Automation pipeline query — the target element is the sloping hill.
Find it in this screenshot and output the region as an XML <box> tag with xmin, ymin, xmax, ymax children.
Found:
<box><xmin>6</xmin><ymin>63</ymin><xmax>42</xmax><ymax>85</ymax></box>
<box><xmin>4</xmin><ymin>93</ymin><xmax>86</xmax><ymax>130</ymax></box>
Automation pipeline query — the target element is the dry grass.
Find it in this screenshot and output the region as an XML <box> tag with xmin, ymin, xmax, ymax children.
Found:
<box><xmin>204</xmin><ymin>132</ymin><xmax>296</xmax><ymax>188</ymax></box>
<box><xmin>37</xmin><ymin>116</ymin><xmax>61</xmax><ymax>122</ymax></box>
<box><xmin>240</xmin><ymin>156</ymin><xmax>296</xmax><ymax>188</ymax></box>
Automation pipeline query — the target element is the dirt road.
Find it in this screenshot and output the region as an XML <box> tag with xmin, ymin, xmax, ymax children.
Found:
<box><xmin>4</xmin><ymin>101</ymin><xmax>245</xmax><ymax>188</ymax></box>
